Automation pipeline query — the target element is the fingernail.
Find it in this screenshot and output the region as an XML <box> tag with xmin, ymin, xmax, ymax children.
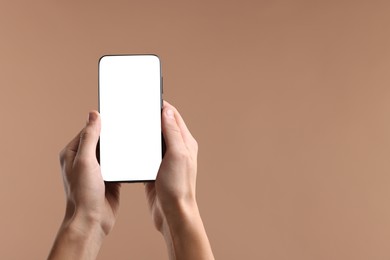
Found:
<box><xmin>166</xmin><ymin>109</ymin><xmax>174</xmax><ymax>119</ymax></box>
<box><xmin>88</xmin><ymin>112</ymin><xmax>97</xmax><ymax>123</ymax></box>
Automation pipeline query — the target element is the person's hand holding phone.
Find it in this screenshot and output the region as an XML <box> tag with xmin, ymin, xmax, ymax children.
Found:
<box><xmin>48</xmin><ymin>101</ymin><xmax>214</xmax><ymax>260</ymax></box>
<box><xmin>145</xmin><ymin>101</ymin><xmax>214</xmax><ymax>260</ymax></box>
<box><xmin>48</xmin><ymin>111</ymin><xmax>121</xmax><ymax>260</ymax></box>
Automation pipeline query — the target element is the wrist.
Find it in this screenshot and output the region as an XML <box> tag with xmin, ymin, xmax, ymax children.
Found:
<box><xmin>158</xmin><ymin>199</ymin><xmax>201</xmax><ymax>258</ymax></box>
<box><xmin>48</xmin><ymin>212</ymin><xmax>106</xmax><ymax>260</ymax></box>
<box><xmin>161</xmin><ymin>198</ymin><xmax>215</xmax><ymax>260</ymax></box>
<box><xmin>162</xmin><ymin>197</ymin><xmax>203</xmax><ymax>236</ymax></box>
<box><xmin>61</xmin><ymin>206</ymin><xmax>107</xmax><ymax>244</ymax></box>
<box><xmin>157</xmin><ymin>197</ymin><xmax>199</xmax><ymax>237</ymax></box>
<box><xmin>63</xmin><ymin>200</ymin><xmax>112</xmax><ymax>236</ymax></box>
<box><xmin>163</xmin><ymin>197</ymin><xmax>199</xmax><ymax>221</ymax></box>
<box><xmin>61</xmin><ymin>213</ymin><xmax>106</xmax><ymax>245</ymax></box>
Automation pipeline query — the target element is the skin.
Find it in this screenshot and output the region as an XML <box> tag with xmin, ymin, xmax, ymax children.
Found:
<box><xmin>145</xmin><ymin>101</ymin><xmax>214</xmax><ymax>260</ymax></box>
<box><xmin>48</xmin><ymin>101</ymin><xmax>214</xmax><ymax>260</ymax></box>
<box><xmin>48</xmin><ymin>111</ymin><xmax>120</xmax><ymax>260</ymax></box>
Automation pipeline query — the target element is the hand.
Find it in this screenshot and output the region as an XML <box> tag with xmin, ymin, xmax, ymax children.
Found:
<box><xmin>145</xmin><ymin>101</ymin><xmax>214</xmax><ymax>260</ymax></box>
<box><xmin>145</xmin><ymin>101</ymin><xmax>198</xmax><ymax>232</ymax></box>
<box><xmin>59</xmin><ymin>111</ymin><xmax>120</xmax><ymax>234</ymax></box>
<box><xmin>48</xmin><ymin>111</ymin><xmax>121</xmax><ymax>260</ymax></box>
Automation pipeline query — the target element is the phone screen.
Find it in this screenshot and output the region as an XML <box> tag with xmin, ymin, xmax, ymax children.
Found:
<box><xmin>98</xmin><ymin>55</ymin><xmax>162</xmax><ymax>182</ymax></box>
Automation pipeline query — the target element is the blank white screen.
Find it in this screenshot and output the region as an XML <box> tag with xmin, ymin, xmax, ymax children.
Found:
<box><xmin>99</xmin><ymin>55</ymin><xmax>162</xmax><ymax>181</ymax></box>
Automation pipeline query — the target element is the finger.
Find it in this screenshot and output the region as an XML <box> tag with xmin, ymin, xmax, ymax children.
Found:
<box><xmin>144</xmin><ymin>182</ymin><xmax>155</xmax><ymax>193</ymax></box>
<box><xmin>106</xmin><ymin>182</ymin><xmax>121</xmax><ymax>203</ymax></box>
<box><xmin>163</xmin><ymin>101</ymin><xmax>191</xmax><ymax>140</ymax></box>
<box><xmin>77</xmin><ymin>111</ymin><xmax>101</xmax><ymax>159</ymax></box>
<box><xmin>163</xmin><ymin>100</ymin><xmax>197</xmax><ymax>148</ymax></box>
<box><xmin>161</xmin><ymin>105</ymin><xmax>185</xmax><ymax>152</ymax></box>
<box><xmin>59</xmin><ymin>130</ymin><xmax>81</xmax><ymax>167</ymax></box>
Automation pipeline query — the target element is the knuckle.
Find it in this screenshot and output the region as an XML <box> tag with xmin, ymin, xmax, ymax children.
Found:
<box><xmin>80</xmin><ymin>127</ymin><xmax>92</xmax><ymax>140</ymax></box>
<box><xmin>172</xmin><ymin>149</ymin><xmax>190</xmax><ymax>161</ymax></box>
<box><xmin>81</xmin><ymin>125</ymin><xmax>98</xmax><ymax>139</ymax></box>
<box><xmin>165</xmin><ymin>121</ymin><xmax>180</xmax><ymax>133</ymax></box>
<box><xmin>74</xmin><ymin>156</ymin><xmax>89</xmax><ymax>168</ymax></box>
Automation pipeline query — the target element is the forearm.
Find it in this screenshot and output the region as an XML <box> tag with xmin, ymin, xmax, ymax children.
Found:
<box><xmin>48</xmin><ymin>216</ymin><xmax>105</xmax><ymax>260</ymax></box>
<box><xmin>163</xmin><ymin>199</ymin><xmax>215</xmax><ymax>260</ymax></box>
<box><xmin>160</xmin><ymin>220</ymin><xmax>176</xmax><ymax>260</ymax></box>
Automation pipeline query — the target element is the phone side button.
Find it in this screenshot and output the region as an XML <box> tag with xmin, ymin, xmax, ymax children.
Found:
<box><xmin>161</xmin><ymin>77</ymin><xmax>163</xmax><ymax>94</ymax></box>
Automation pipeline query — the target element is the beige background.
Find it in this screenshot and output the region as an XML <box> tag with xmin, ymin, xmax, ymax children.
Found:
<box><xmin>1</xmin><ymin>1</ymin><xmax>390</xmax><ymax>259</ymax></box>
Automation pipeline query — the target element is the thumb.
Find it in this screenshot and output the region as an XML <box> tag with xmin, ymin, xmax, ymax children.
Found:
<box><xmin>162</xmin><ymin>107</ymin><xmax>185</xmax><ymax>153</ymax></box>
<box><xmin>77</xmin><ymin>111</ymin><xmax>101</xmax><ymax>159</ymax></box>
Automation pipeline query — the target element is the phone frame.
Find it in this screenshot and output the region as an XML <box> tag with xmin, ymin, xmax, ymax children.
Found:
<box><xmin>97</xmin><ymin>54</ymin><xmax>164</xmax><ymax>183</ymax></box>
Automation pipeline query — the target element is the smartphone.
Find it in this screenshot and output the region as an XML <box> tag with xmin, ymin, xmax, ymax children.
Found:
<box><xmin>98</xmin><ymin>54</ymin><xmax>163</xmax><ymax>182</ymax></box>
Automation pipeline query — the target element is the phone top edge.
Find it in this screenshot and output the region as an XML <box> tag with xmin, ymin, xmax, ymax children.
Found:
<box><xmin>98</xmin><ymin>54</ymin><xmax>162</xmax><ymax>77</ymax></box>
<box><xmin>99</xmin><ymin>54</ymin><xmax>161</xmax><ymax>62</ymax></box>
